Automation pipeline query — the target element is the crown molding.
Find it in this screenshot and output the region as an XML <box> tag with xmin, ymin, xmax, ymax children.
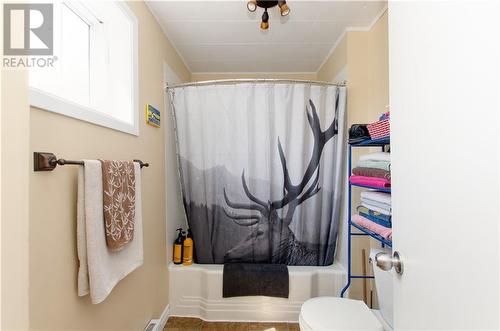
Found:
<box><xmin>316</xmin><ymin>4</ymin><xmax>388</xmax><ymax>74</ymax></box>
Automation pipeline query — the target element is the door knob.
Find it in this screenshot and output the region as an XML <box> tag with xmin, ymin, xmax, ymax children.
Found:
<box><xmin>374</xmin><ymin>251</ymin><xmax>404</xmax><ymax>275</ymax></box>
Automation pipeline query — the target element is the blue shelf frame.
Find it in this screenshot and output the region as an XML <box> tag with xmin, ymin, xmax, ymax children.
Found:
<box><xmin>351</xmin><ymin>223</ymin><xmax>393</xmax><ymax>247</ymax></box>
<box><xmin>340</xmin><ymin>137</ymin><xmax>391</xmax><ymax>298</ymax></box>
<box><xmin>350</xmin><ymin>183</ymin><xmax>391</xmax><ymax>193</ymax></box>
<box><xmin>350</xmin><ymin>136</ymin><xmax>390</xmax><ymax>147</ymax></box>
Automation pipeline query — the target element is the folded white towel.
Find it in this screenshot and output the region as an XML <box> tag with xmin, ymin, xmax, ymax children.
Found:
<box><xmin>361</xmin><ymin>198</ymin><xmax>391</xmax><ymax>211</ymax></box>
<box><xmin>358</xmin><ymin>152</ymin><xmax>391</xmax><ymax>162</ymax></box>
<box><xmin>77</xmin><ymin>160</ymin><xmax>143</xmax><ymax>304</ymax></box>
<box><xmin>361</xmin><ymin>201</ymin><xmax>391</xmax><ymax>216</ymax></box>
<box><xmin>361</xmin><ymin>191</ymin><xmax>391</xmax><ymax>205</ymax></box>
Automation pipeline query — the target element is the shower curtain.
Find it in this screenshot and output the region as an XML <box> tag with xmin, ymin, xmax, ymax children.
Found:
<box><xmin>169</xmin><ymin>82</ymin><xmax>346</xmax><ymax>266</ymax></box>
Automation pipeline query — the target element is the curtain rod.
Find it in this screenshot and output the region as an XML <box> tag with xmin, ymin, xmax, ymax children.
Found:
<box><xmin>165</xmin><ymin>79</ymin><xmax>346</xmax><ymax>90</ymax></box>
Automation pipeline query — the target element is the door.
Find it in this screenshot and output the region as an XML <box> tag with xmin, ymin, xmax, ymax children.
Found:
<box><xmin>388</xmin><ymin>1</ymin><xmax>499</xmax><ymax>329</ymax></box>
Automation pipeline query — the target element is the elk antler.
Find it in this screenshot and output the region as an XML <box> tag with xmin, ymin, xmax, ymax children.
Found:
<box><xmin>222</xmin><ymin>196</ymin><xmax>262</xmax><ymax>227</ymax></box>
<box><xmin>223</xmin><ymin>98</ymin><xmax>338</xmax><ymax>227</ymax></box>
<box><xmin>282</xmin><ymin>167</ymin><xmax>321</xmax><ymax>222</ymax></box>
<box><xmin>222</xmin><ymin>208</ymin><xmax>261</xmax><ymax>227</ymax></box>
<box><xmin>297</xmin><ymin>166</ymin><xmax>321</xmax><ymax>205</ymax></box>
<box><xmin>271</xmin><ymin>99</ymin><xmax>336</xmax><ymax>209</ymax></box>
<box><xmin>239</xmin><ymin>171</ymin><xmax>268</xmax><ymax>212</ymax></box>
<box><xmin>222</xmin><ymin>172</ymin><xmax>269</xmax><ymax>226</ymax></box>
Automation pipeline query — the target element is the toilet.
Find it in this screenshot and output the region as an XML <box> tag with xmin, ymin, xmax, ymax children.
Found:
<box><xmin>299</xmin><ymin>248</ymin><xmax>393</xmax><ymax>331</ymax></box>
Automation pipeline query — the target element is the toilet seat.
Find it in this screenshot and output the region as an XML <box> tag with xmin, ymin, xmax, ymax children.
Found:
<box><xmin>299</xmin><ymin>297</ymin><xmax>383</xmax><ymax>331</ymax></box>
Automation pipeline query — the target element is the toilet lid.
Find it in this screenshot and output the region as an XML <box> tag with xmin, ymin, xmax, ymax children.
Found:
<box><xmin>300</xmin><ymin>297</ymin><xmax>384</xmax><ymax>331</ymax></box>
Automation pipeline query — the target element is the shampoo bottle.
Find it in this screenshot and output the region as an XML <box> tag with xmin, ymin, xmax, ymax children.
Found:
<box><xmin>182</xmin><ymin>228</ymin><xmax>194</xmax><ymax>266</ymax></box>
<box><xmin>173</xmin><ymin>228</ymin><xmax>183</xmax><ymax>265</ymax></box>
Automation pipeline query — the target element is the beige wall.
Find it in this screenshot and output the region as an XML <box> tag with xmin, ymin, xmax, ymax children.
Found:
<box><xmin>191</xmin><ymin>72</ymin><xmax>317</xmax><ymax>81</ymax></box>
<box><xmin>1</xmin><ymin>69</ymin><xmax>30</xmax><ymax>331</ymax></box>
<box><xmin>346</xmin><ymin>12</ymin><xmax>389</xmax><ymax>126</ymax></box>
<box><xmin>318</xmin><ymin>13</ymin><xmax>388</xmax><ymax>109</ymax></box>
<box><xmin>26</xmin><ymin>2</ymin><xmax>189</xmax><ymax>330</ymax></box>
<box><xmin>317</xmin><ymin>37</ymin><xmax>348</xmax><ymax>83</ymax></box>
<box><xmin>2</xmin><ymin>3</ymin><xmax>387</xmax><ymax>328</ymax></box>
<box><xmin>317</xmin><ymin>10</ymin><xmax>389</xmax><ymax>304</ymax></box>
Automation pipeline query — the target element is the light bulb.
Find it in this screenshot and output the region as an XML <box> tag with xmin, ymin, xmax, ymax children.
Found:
<box><xmin>260</xmin><ymin>9</ymin><xmax>269</xmax><ymax>30</ymax></box>
<box><xmin>279</xmin><ymin>3</ymin><xmax>290</xmax><ymax>16</ymax></box>
<box><xmin>247</xmin><ymin>0</ymin><xmax>257</xmax><ymax>12</ymax></box>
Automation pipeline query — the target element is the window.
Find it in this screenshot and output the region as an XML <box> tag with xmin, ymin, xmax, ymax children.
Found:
<box><xmin>29</xmin><ymin>2</ymin><xmax>138</xmax><ymax>135</ymax></box>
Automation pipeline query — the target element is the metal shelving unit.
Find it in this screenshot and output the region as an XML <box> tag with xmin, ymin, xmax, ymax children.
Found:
<box><xmin>340</xmin><ymin>136</ymin><xmax>391</xmax><ymax>297</ymax></box>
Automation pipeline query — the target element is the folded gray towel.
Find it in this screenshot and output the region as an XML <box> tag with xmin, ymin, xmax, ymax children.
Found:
<box><xmin>223</xmin><ymin>263</ymin><xmax>289</xmax><ymax>298</ymax></box>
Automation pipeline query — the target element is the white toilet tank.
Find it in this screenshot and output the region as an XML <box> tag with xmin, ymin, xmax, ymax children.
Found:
<box><xmin>370</xmin><ymin>248</ymin><xmax>394</xmax><ymax>329</ymax></box>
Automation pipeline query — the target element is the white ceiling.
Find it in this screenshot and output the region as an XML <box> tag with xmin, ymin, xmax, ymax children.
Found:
<box><xmin>145</xmin><ymin>1</ymin><xmax>387</xmax><ymax>73</ymax></box>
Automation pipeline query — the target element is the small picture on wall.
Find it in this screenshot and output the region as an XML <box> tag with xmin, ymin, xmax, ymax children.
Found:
<box><xmin>146</xmin><ymin>104</ymin><xmax>160</xmax><ymax>127</ymax></box>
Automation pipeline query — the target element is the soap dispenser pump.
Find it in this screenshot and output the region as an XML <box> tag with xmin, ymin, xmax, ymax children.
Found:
<box><xmin>173</xmin><ymin>228</ymin><xmax>184</xmax><ymax>265</ymax></box>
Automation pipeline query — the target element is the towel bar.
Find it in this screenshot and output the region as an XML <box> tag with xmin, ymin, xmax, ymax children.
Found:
<box><xmin>33</xmin><ymin>152</ymin><xmax>149</xmax><ymax>171</ymax></box>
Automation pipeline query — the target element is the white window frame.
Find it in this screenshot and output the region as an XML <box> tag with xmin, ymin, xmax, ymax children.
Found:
<box><xmin>29</xmin><ymin>2</ymin><xmax>139</xmax><ymax>136</ymax></box>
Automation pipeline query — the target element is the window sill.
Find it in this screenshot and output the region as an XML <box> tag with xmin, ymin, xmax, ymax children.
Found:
<box><xmin>29</xmin><ymin>87</ymin><xmax>139</xmax><ymax>136</ymax></box>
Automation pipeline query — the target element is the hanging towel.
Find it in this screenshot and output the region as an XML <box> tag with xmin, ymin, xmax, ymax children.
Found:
<box><xmin>358</xmin><ymin>152</ymin><xmax>391</xmax><ymax>162</ymax></box>
<box><xmin>100</xmin><ymin>160</ymin><xmax>136</xmax><ymax>251</ymax></box>
<box><xmin>352</xmin><ymin>167</ymin><xmax>391</xmax><ymax>181</ymax></box>
<box><xmin>352</xmin><ymin>214</ymin><xmax>392</xmax><ymax>240</ymax></box>
<box><xmin>361</xmin><ymin>201</ymin><xmax>391</xmax><ymax>216</ymax></box>
<box><xmin>349</xmin><ymin>175</ymin><xmax>391</xmax><ymax>188</ymax></box>
<box><xmin>361</xmin><ymin>191</ymin><xmax>391</xmax><ymax>206</ymax></box>
<box><xmin>77</xmin><ymin>160</ymin><xmax>143</xmax><ymax>304</ymax></box>
<box><xmin>356</xmin><ymin>159</ymin><xmax>391</xmax><ymax>171</ymax></box>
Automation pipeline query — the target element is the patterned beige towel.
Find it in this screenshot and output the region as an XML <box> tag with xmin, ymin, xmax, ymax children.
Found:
<box><xmin>77</xmin><ymin>160</ymin><xmax>143</xmax><ymax>304</ymax></box>
<box><xmin>100</xmin><ymin>160</ymin><xmax>136</xmax><ymax>250</ymax></box>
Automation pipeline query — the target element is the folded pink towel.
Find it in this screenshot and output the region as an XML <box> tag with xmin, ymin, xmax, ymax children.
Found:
<box><xmin>352</xmin><ymin>214</ymin><xmax>392</xmax><ymax>240</ymax></box>
<box><xmin>349</xmin><ymin>175</ymin><xmax>391</xmax><ymax>188</ymax></box>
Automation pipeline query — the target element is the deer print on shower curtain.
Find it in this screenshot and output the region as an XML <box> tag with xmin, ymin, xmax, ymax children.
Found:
<box><xmin>223</xmin><ymin>100</ymin><xmax>339</xmax><ymax>265</ymax></box>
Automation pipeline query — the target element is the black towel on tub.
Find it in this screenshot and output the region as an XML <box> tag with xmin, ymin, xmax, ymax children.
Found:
<box><xmin>223</xmin><ymin>263</ymin><xmax>289</xmax><ymax>298</ymax></box>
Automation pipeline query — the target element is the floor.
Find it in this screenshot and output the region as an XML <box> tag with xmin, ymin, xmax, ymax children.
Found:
<box><xmin>164</xmin><ymin>317</ymin><xmax>300</xmax><ymax>331</ymax></box>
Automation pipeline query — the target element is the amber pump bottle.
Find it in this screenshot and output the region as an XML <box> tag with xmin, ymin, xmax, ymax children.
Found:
<box><xmin>173</xmin><ymin>228</ymin><xmax>184</xmax><ymax>265</ymax></box>
<box><xmin>182</xmin><ymin>229</ymin><xmax>194</xmax><ymax>266</ymax></box>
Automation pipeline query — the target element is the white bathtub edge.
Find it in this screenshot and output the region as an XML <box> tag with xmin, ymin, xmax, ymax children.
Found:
<box><xmin>168</xmin><ymin>262</ymin><xmax>347</xmax><ymax>322</ymax></box>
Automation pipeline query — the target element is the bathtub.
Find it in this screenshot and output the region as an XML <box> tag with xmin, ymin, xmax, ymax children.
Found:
<box><xmin>168</xmin><ymin>262</ymin><xmax>346</xmax><ymax>322</ymax></box>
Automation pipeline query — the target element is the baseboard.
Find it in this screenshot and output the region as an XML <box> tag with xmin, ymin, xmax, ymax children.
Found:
<box><xmin>155</xmin><ymin>304</ymin><xmax>170</xmax><ymax>331</ymax></box>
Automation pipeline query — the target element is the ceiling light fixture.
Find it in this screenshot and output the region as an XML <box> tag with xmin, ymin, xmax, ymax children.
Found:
<box><xmin>247</xmin><ymin>0</ymin><xmax>290</xmax><ymax>30</ymax></box>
